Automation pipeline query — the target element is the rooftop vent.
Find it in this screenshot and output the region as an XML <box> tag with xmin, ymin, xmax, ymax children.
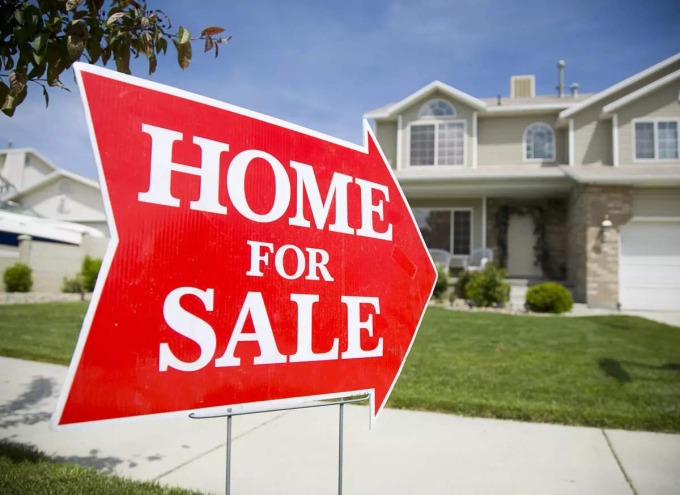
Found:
<box><xmin>510</xmin><ymin>75</ymin><xmax>535</xmax><ymax>98</ymax></box>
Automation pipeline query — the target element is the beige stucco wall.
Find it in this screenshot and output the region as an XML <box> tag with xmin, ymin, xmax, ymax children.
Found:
<box><xmin>615</xmin><ymin>82</ymin><xmax>680</xmax><ymax>165</ymax></box>
<box><xmin>375</xmin><ymin>121</ymin><xmax>398</xmax><ymax>169</ymax></box>
<box><xmin>398</xmin><ymin>90</ymin><xmax>476</xmax><ymax>169</ymax></box>
<box><xmin>4</xmin><ymin>234</ymin><xmax>109</xmax><ymax>293</ymax></box>
<box><xmin>478</xmin><ymin>115</ymin><xmax>565</xmax><ymax>165</ymax></box>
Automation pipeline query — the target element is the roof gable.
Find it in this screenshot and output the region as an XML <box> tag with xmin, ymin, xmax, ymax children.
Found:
<box><xmin>365</xmin><ymin>81</ymin><xmax>486</xmax><ymax>119</ymax></box>
<box><xmin>601</xmin><ymin>69</ymin><xmax>680</xmax><ymax>117</ymax></box>
<box><xmin>559</xmin><ymin>52</ymin><xmax>680</xmax><ymax>120</ymax></box>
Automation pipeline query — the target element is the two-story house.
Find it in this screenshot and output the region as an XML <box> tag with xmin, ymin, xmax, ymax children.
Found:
<box><xmin>365</xmin><ymin>53</ymin><xmax>680</xmax><ymax>311</ymax></box>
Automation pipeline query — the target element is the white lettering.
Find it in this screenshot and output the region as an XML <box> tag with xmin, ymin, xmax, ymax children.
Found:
<box><xmin>355</xmin><ymin>178</ymin><xmax>392</xmax><ymax>241</ymax></box>
<box><xmin>214</xmin><ymin>292</ymin><xmax>287</xmax><ymax>367</ymax></box>
<box><xmin>341</xmin><ymin>296</ymin><xmax>383</xmax><ymax>359</ymax></box>
<box><xmin>159</xmin><ymin>287</ymin><xmax>216</xmax><ymax>372</ymax></box>
<box><xmin>227</xmin><ymin>150</ymin><xmax>290</xmax><ymax>223</ymax></box>
<box><xmin>289</xmin><ymin>294</ymin><xmax>339</xmax><ymax>362</ymax></box>
<box><xmin>138</xmin><ymin>124</ymin><xmax>228</xmax><ymax>214</ymax></box>
<box><xmin>289</xmin><ymin>161</ymin><xmax>354</xmax><ymax>235</ymax></box>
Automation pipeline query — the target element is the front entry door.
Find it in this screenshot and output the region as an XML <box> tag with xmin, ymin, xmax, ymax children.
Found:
<box><xmin>507</xmin><ymin>214</ymin><xmax>542</xmax><ymax>278</ymax></box>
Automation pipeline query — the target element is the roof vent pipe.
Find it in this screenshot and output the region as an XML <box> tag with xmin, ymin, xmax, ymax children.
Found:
<box><xmin>570</xmin><ymin>83</ymin><xmax>580</xmax><ymax>98</ymax></box>
<box><xmin>557</xmin><ymin>60</ymin><xmax>565</xmax><ymax>98</ymax></box>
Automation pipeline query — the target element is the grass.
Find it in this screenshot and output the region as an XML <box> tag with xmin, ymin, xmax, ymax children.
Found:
<box><xmin>0</xmin><ymin>301</ymin><xmax>89</xmax><ymax>365</ymax></box>
<box><xmin>391</xmin><ymin>307</ymin><xmax>680</xmax><ymax>432</ymax></box>
<box><xmin>0</xmin><ymin>440</ymin><xmax>201</xmax><ymax>495</ymax></box>
<box><xmin>0</xmin><ymin>302</ymin><xmax>679</xmax><ymax>432</ymax></box>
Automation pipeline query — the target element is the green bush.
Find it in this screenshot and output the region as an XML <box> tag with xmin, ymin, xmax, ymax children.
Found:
<box><xmin>80</xmin><ymin>256</ymin><xmax>102</xmax><ymax>292</ymax></box>
<box><xmin>432</xmin><ymin>264</ymin><xmax>450</xmax><ymax>301</ymax></box>
<box><xmin>454</xmin><ymin>269</ymin><xmax>473</xmax><ymax>300</ymax></box>
<box><xmin>456</xmin><ymin>264</ymin><xmax>510</xmax><ymax>308</ymax></box>
<box><xmin>61</xmin><ymin>275</ymin><xmax>84</xmax><ymax>294</ymax></box>
<box><xmin>525</xmin><ymin>282</ymin><xmax>574</xmax><ymax>314</ymax></box>
<box><xmin>3</xmin><ymin>263</ymin><xmax>33</xmax><ymax>292</ymax></box>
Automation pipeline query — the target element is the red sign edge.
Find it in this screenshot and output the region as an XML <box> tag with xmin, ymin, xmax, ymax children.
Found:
<box><xmin>50</xmin><ymin>62</ymin><xmax>438</xmax><ymax>431</ymax></box>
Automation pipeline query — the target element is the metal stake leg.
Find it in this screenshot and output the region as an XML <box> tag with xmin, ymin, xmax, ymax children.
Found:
<box><xmin>226</xmin><ymin>414</ymin><xmax>232</xmax><ymax>495</ymax></box>
<box><xmin>338</xmin><ymin>402</ymin><xmax>344</xmax><ymax>495</ymax></box>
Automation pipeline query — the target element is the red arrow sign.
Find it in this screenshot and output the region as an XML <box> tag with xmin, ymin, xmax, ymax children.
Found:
<box><xmin>52</xmin><ymin>63</ymin><xmax>436</xmax><ymax>429</ymax></box>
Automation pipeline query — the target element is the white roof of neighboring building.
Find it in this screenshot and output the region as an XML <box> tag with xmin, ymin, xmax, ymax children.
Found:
<box><xmin>0</xmin><ymin>209</ymin><xmax>104</xmax><ymax>245</ymax></box>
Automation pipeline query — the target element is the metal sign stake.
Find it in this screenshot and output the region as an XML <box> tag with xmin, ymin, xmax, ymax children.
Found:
<box><xmin>190</xmin><ymin>395</ymin><xmax>368</xmax><ymax>495</ymax></box>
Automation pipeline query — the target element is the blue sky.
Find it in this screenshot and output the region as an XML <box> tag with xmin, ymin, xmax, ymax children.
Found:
<box><xmin>2</xmin><ymin>0</ymin><xmax>679</xmax><ymax>179</ymax></box>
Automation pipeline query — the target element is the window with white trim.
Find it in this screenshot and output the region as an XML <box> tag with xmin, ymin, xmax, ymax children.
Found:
<box><xmin>413</xmin><ymin>208</ymin><xmax>472</xmax><ymax>256</ymax></box>
<box><xmin>635</xmin><ymin>120</ymin><xmax>679</xmax><ymax>160</ymax></box>
<box><xmin>410</xmin><ymin>122</ymin><xmax>465</xmax><ymax>166</ymax></box>
<box><xmin>524</xmin><ymin>123</ymin><xmax>555</xmax><ymax>161</ymax></box>
<box><xmin>410</xmin><ymin>100</ymin><xmax>465</xmax><ymax>166</ymax></box>
<box><xmin>419</xmin><ymin>99</ymin><xmax>455</xmax><ymax>118</ymax></box>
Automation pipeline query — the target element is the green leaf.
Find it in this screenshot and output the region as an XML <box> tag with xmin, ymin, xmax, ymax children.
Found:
<box><xmin>156</xmin><ymin>36</ymin><xmax>167</xmax><ymax>54</ymax></box>
<box><xmin>148</xmin><ymin>54</ymin><xmax>157</xmax><ymax>75</ymax></box>
<box><xmin>0</xmin><ymin>81</ymin><xmax>9</xmax><ymax>109</ymax></box>
<box><xmin>106</xmin><ymin>12</ymin><xmax>125</xmax><ymax>25</ymax></box>
<box><xmin>177</xmin><ymin>26</ymin><xmax>190</xmax><ymax>44</ymax></box>
<box><xmin>173</xmin><ymin>38</ymin><xmax>191</xmax><ymax>70</ymax></box>
<box><xmin>31</xmin><ymin>33</ymin><xmax>49</xmax><ymax>54</ymax></box>
<box><xmin>66</xmin><ymin>0</ymin><xmax>84</xmax><ymax>11</ymax></box>
<box><xmin>114</xmin><ymin>42</ymin><xmax>131</xmax><ymax>74</ymax></box>
<box><xmin>8</xmin><ymin>70</ymin><xmax>27</xmax><ymax>97</ymax></box>
<box><xmin>42</xmin><ymin>86</ymin><xmax>49</xmax><ymax>108</ymax></box>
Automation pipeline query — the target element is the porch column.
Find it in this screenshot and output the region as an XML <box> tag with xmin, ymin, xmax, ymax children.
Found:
<box><xmin>482</xmin><ymin>196</ymin><xmax>487</xmax><ymax>248</ymax></box>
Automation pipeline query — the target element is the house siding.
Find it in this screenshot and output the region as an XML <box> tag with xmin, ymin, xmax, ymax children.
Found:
<box><xmin>571</xmin><ymin>59</ymin><xmax>680</xmax><ymax>166</ymax></box>
<box><xmin>616</xmin><ymin>82</ymin><xmax>680</xmax><ymax>165</ymax></box>
<box><xmin>567</xmin><ymin>185</ymin><xmax>633</xmax><ymax>307</ymax></box>
<box><xmin>478</xmin><ymin>115</ymin><xmax>565</xmax><ymax>165</ymax></box>
<box><xmin>375</xmin><ymin>121</ymin><xmax>398</xmax><ymax>169</ymax></box>
<box><xmin>398</xmin><ymin>90</ymin><xmax>476</xmax><ymax>169</ymax></box>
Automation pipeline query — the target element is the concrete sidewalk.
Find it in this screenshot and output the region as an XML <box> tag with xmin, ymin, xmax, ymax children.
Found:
<box><xmin>1</xmin><ymin>357</ymin><xmax>679</xmax><ymax>495</ymax></box>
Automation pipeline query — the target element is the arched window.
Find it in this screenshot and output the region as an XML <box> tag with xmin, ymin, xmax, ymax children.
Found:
<box><xmin>418</xmin><ymin>99</ymin><xmax>455</xmax><ymax>118</ymax></box>
<box><xmin>411</xmin><ymin>99</ymin><xmax>464</xmax><ymax>166</ymax></box>
<box><xmin>524</xmin><ymin>123</ymin><xmax>555</xmax><ymax>161</ymax></box>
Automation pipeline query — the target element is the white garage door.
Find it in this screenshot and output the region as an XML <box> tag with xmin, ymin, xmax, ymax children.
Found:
<box><xmin>620</xmin><ymin>221</ymin><xmax>680</xmax><ymax>311</ymax></box>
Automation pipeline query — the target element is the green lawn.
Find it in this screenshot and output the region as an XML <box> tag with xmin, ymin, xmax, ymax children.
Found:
<box><xmin>0</xmin><ymin>302</ymin><xmax>679</xmax><ymax>432</ymax></box>
<box><xmin>391</xmin><ymin>307</ymin><xmax>680</xmax><ymax>432</ymax></box>
<box><xmin>0</xmin><ymin>440</ymin><xmax>201</xmax><ymax>495</ymax></box>
<box><xmin>0</xmin><ymin>301</ymin><xmax>89</xmax><ymax>365</ymax></box>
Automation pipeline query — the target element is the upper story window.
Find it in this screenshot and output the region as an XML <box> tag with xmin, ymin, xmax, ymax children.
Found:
<box><xmin>524</xmin><ymin>123</ymin><xmax>555</xmax><ymax>161</ymax></box>
<box><xmin>634</xmin><ymin>120</ymin><xmax>679</xmax><ymax>160</ymax></box>
<box><xmin>410</xmin><ymin>100</ymin><xmax>464</xmax><ymax>166</ymax></box>
<box><xmin>418</xmin><ymin>99</ymin><xmax>456</xmax><ymax>118</ymax></box>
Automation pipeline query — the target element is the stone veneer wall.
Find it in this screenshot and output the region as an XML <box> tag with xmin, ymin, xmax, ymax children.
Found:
<box><xmin>567</xmin><ymin>185</ymin><xmax>633</xmax><ymax>308</ymax></box>
<box><xmin>486</xmin><ymin>197</ymin><xmax>569</xmax><ymax>280</ymax></box>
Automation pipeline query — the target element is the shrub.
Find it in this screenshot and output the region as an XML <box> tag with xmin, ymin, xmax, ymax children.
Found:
<box><xmin>81</xmin><ymin>256</ymin><xmax>102</xmax><ymax>292</ymax></box>
<box><xmin>457</xmin><ymin>263</ymin><xmax>510</xmax><ymax>308</ymax></box>
<box><xmin>465</xmin><ymin>263</ymin><xmax>510</xmax><ymax>308</ymax></box>
<box><xmin>62</xmin><ymin>275</ymin><xmax>85</xmax><ymax>294</ymax></box>
<box><xmin>3</xmin><ymin>263</ymin><xmax>33</xmax><ymax>292</ymax></box>
<box><xmin>432</xmin><ymin>264</ymin><xmax>450</xmax><ymax>301</ymax></box>
<box><xmin>525</xmin><ymin>282</ymin><xmax>574</xmax><ymax>314</ymax></box>
<box><xmin>454</xmin><ymin>269</ymin><xmax>473</xmax><ymax>300</ymax></box>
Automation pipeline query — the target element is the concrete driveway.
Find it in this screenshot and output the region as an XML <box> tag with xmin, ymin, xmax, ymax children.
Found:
<box><xmin>1</xmin><ymin>356</ymin><xmax>679</xmax><ymax>495</ymax></box>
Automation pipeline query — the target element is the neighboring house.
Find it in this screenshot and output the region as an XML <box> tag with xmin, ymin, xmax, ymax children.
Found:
<box><xmin>365</xmin><ymin>53</ymin><xmax>680</xmax><ymax>311</ymax></box>
<box><xmin>0</xmin><ymin>147</ymin><xmax>109</xmax><ymax>236</ymax></box>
